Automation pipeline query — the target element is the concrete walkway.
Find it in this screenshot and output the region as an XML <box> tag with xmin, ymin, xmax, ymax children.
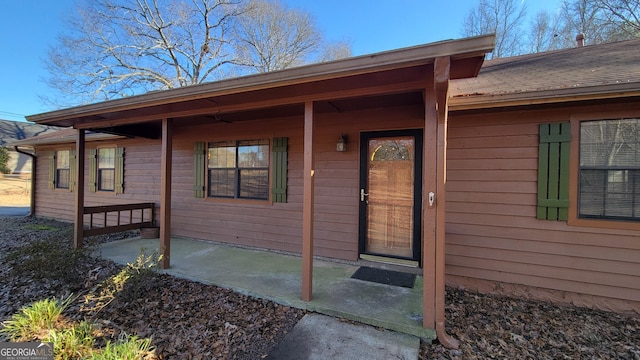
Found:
<box><xmin>97</xmin><ymin>237</ymin><xmax>435</xmax><ymax>346</ymax></box>
<box><xmin>266</xmin><ymin>313</ymin><xmax>419</xmax><ymax>360</ymax></box>
<box><xmin>0</xmin><ymin>206</ymin><xmax>30</xmax><ymax>216</ymax></box>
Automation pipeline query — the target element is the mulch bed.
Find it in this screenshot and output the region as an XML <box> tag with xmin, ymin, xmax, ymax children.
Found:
<box><xmin>420</xmin><ymin>288</ymin><xmax>639</xmax><ymax>359</ymax></box>
<box><xmin>0</xmin><ymin>217</ymin><xmax>303</xmax><ymax>359</ymax></box>
<box><xmin>1</xmin><ymin>216</ymin><xmax>638</xmax><ymax>359</ymax></box>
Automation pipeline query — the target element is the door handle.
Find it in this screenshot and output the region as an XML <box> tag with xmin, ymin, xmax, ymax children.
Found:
<box><xmin>428</xmin><ymin>192</ymin><xmax>435</xmax><ymax>207</ymax></box>
<box><xmin>360</xmin><ymin>189</ymin><xmax>369</xmax><ymax>202</ymax></box>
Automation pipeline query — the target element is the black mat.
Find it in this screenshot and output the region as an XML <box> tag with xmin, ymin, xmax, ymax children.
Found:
<box><xmin>350</xmin><ymin>266</ymin><xmax>416</xmax><ymax>288</ymax></box>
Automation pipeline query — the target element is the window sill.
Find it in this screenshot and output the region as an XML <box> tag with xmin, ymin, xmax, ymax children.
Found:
<box><xmin>568</xmin><ymin>217</ymin><xmax>640</xmax><ymax>232</ymax></box>
<box><xmin>204</xmin><ymin>197</ymin><xmax>272</xmax><ymax>206</ymax></box>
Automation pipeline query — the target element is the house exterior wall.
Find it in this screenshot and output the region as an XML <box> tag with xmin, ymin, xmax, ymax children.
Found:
<box><xmin>33</xmin><ymin>105</ymin><xmax>424</xmax><ymax>260</ymax></box>
<box><xmin>35</xmin><ymin>139</ymin><xmax>162</xmax><ymax>221</ymax></box>
<box><xmin>446</xmin><ymin>101</ymin><xmax>640</xmax><ymax>313</ymax></box>
<box><xmin>170</xmin><ymin>105</ymin><xmax>424</xmax><ymax>259</ymax></box>
<box><xmin>31</xmin><ymin>100</ymin><xmax>640</xmax><ymax>313</ymax></box>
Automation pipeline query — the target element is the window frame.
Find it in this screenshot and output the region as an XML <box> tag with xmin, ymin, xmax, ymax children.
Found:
<box><xmin>569</xmin><ymin>112</ymin><xmax>640</xmax><ymax>231</ymax></box>
<box><xmin>97</xmin><ymin>147</ymin><xmax>117</xmax><ymax>192</ymax></box>
<box><xmin>54</xmin><ymin>149</ymin><xmax>71</xmax><ymax>190</ymax></box>
<box><xmin>206</xmin><ymin>139</ymin><xmax>271</xmax><ymax>201</ymax></box>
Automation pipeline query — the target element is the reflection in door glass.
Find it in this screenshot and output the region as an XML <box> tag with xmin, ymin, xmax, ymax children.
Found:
<box><xmin>366</xmin><ymin>137</ymin><xmax>414</xmax><ymax>258</ymax></box>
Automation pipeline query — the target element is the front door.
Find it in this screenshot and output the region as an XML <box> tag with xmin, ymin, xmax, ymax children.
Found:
<box><xmin>359</xmin><ymin>129</ymin><xmax>423</xmax><ymax>262</ymax></box>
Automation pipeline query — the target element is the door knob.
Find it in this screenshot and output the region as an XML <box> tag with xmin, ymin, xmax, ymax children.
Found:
<box><xmin>360</xmin><ymin>189</ymin><xmax>369</xmax><ymax>202</ymax></box>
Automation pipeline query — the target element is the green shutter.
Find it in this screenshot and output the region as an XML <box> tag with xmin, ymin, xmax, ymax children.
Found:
<box><xmin>193</xmin><ymin>142</ymin><xmax>206</xmax><ymax>198</ymax></box>
<box><xmin>89</xmin><ymin>148</ymin><xmax>97</xmax><ymax>192</ymax></box>
<box><xmin>115</xmin><ymin>147</ymin><xmax>124</xmax><ymax>194</ymax></box>
<box><xmin>271</xmin><ymin>137</ymin><xmax>288</xmax><ymax>203</ymax></box>
<box><xmin>48</xmin><ymin>151</ymin><xmax>56</xmax><ymax>189</ymax></box>
<box><xmin>69</xmin><ymin>149</ymin><xmax>76</xmax><ymax>192</ymax></box>
<box><xmin>537</xmin><ymin>123</ymin><xmax>571</xmax><ymax>220</ymax></box>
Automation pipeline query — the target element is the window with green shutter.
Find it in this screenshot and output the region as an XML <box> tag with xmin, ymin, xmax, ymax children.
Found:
<box><xmin>49</xmin><ymin>149</ymin><xmax>75</xmax><ymax>191</ymax></box>
<box><xmin>89</xmin><ymin>147</ymin><xmax>124</xmax><ymax>193</ymax></box>
<box><xmin>272</xmin><ymin>137</ymin><xmax>288</xmax><ymax>203</ymax></box>
<box><xmin>193</xmin><ymin>138</ymin><xmax>288</xmax><ymax>202</ymax></box>
<box><xmin>537</xmin><ymin>123</ymin><xmax>571</xmax><ymax>221</ymax></box>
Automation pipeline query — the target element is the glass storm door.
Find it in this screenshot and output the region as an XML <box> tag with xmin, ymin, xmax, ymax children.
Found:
<box><xmin>359</xmin><ymin>130</ymin><xmax>423</xmax><ymax>261</ymax></box>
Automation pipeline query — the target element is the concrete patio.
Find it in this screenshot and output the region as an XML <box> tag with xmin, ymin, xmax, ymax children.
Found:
<box><xmin>97</xmin><ymin>236</ymin><xmax>435</xmax><ymax>341</ymax></box>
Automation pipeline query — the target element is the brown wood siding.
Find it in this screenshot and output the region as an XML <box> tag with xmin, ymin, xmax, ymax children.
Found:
<box><xmin>167</xmin><ymin>105</ymin><xmax>424</xmax><ymax>260</ymax></box>
<box><xmin>35</xmin><ymin>139</ymin><xmax>161</xmax><ymax>223</ymax></box>
<box><xmin>447</xmin><ymin>104</ymin><xmax>640</xmax><ymax>308</ymax></box>
<box><xmin>32</xmin><ymin>100</ymin><xmax>639</xmax><ymax>310</ymax></box>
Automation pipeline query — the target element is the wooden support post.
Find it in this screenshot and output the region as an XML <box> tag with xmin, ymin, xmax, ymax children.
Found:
<box><xmin>302</xmin><ymin>101</ymin><xmax>315</xmax><ymax>301</ymax></box>
<box><xmin>160</xmin><ymin>118</ymin><xmax>173</xmax><ymax>269</ymax></box>
<box><xmin>73</xmin><ymin>129</ymin><xmax>85</xmax><ymax>248</ymax></box>
<box><xmin>422</xmin><ymin>76</ymin><xmax>438</xmax><ymax>330</ymax></box>
<box><xmin>433</xmin><ymin>56</ymin><xmax>459</xmax><ymax>349</ymax></box>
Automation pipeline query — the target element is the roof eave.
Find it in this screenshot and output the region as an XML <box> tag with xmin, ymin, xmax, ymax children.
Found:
<box><xmin>8</xmin><ymin>132</ymin><xmax>124</xmax><ymax>147</ymax></box>
<box><xmin>27</xmin><ymin>35</ymin><xmax>495</xmax><ymax>126</ymax></box>
<box><xmin>449</xmin><ymin>82</ymin><xmax>640</xmax><ymax>111</ymax></box>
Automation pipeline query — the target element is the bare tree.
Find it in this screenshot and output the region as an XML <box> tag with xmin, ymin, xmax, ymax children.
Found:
<box><xmin>43</xmin><ymin>0</ymin><xmax>351</xmax><ymax>107</ymax></box>
<box><xmin>529</xmin><ymin>10</ymin><xmax>564</xmax><ymax>53</ymax></box>
<box><xmin>462</xmin><ymin>0</ymin><xmax>528</xmax><ymax>58</ymax></box>
<box><xmin>233</xmin><ymin>0</ymin><xmax>351</xmax><ymax>73</ymax></box>
<box><xmin>595</xmin><ymin>0</ymin><xmax>640</xmax><ymax>38</ymax></box>
<box><xmin>44</xmin><ymin>0</ymin><xmax>243</xmax><ymax>106</ymax></box>
<box><xmin>316</xmin><ymin>40</ymin><xmax>352</xmax><ymax>63</ymax></box>
<box><xmin>558</xmin><ymin>0</ymin><xmax>613</xmax><ymax>46</ymax></box>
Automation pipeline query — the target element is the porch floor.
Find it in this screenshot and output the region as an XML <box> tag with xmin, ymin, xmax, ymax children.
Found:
<box><xmin>97</xmin><ymin>237</ymin><xmax>435</xmax><ymax>341</ymax></box>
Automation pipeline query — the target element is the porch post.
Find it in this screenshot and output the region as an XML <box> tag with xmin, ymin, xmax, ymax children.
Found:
<box><xmin>423</xmin><ymin>79</ymin><xmax>438</xmax><ymax>329</ymax></box>
<box><xmin>433</xmin><ymin>56</ymin><xmax>459</xmax><ymax>349</ymax></box>
<box><xmin>302</xmin><ymin>101</ymin><xmax>315</xmax><ymax>301</ymax></box>
<box><xmin>160</xmin><ymin>118</ymin><xmax>173</xmax><ymax>269</ymax></box>
<box><xmin>73</xmin><ymin>129</ymin><xmax>85</xmax><ymax>248</ymax></box>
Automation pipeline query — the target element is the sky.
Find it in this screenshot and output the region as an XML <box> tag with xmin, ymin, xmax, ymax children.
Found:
<box><xmin>0</xmin><ymin>0</ymin><xmax>562</xmax><ymax>122</ymax></box>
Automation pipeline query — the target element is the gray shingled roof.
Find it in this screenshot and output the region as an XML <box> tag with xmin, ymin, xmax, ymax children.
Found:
<box><xmin>0</xmin><ymin>119</ymin><xmax>57</xmax><ymax>146</ymax></box>
<box><xmin>450</xmin><ymin>38</ymin><xmax>640</xmax><ymax>101</ymax></box>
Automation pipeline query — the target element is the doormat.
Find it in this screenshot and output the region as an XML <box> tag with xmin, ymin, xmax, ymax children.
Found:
<box><xmin>351</xmin><ymin>266</ymin><xmax>416</xmax><ymax>288</ymax></box>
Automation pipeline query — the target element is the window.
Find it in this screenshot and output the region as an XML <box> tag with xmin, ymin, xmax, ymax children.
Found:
<box><xmin>49</xmin><ymin>149</ymin><xmax>75</xmax><ymax>191</ymax></box>
<box><xmin>208</xmin><ymin>140</ymin><xmax>269</xmax><ymax>199</ymax></box>
<box><xmin>579</xmin><ymin>118</ymin><xmax>640</xmax><ymax>221</ymax></box>
<box><xmin>98</xmin><ymin>148</ymin><xmax>116</xmax><ymax>191</ymax></box>
<box><xmin>89</xmin><ymin>147</ymin><xmax>123</xmax><ymax>193</ymax></box>
<box><xmin>55</xmin><ymin>150</ymin><xmax>70</xmax><ymax>189</ymax></box>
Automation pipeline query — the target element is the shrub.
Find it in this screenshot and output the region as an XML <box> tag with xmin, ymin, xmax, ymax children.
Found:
<box><xmin>89</xmin><ymin>334</ymin><xmax>154</xmax><ymax>360</ymax></box>
<box><xmin>0</xmin><ymin>296</ymin><xmax>73</xmax><ymax>342</ymax></box>
<box><xmin>45</xmin><ymin>321</ymin><xmax>95</xmax><ymax>360</ymax></box>
<box><xmin>0</xmin><ymin>147</ymin><xmax>10</xmax><ymax>174</ymax></box>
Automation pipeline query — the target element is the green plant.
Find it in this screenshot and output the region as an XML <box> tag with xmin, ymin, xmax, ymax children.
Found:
<box><xmin>82</xmin><ymin>250</ymin><xmax>162</xmax><ymax>316</ymax></box>
<box><xmin>0</xmin><ymin>296</ymin><xmax>73</xmax><ymax>341</ymax></box>
<box><xmin>45</xmin><ymin>321</ymin><xmax>95</xmax><ymax>360</ymax></box>
<box><xmin>25</xmin><ymin>224</ymin><xmax>62</xmax><ymax>231</ymax></box>
<box><xmin>0</xmin><ymin>147</ymin><xmax>10</xmax><ymax>174</ymax></box>
<box><xmin>89</xmin><ymin>334</ymin><xmax>154</xmax><ymax>360</ymax></box>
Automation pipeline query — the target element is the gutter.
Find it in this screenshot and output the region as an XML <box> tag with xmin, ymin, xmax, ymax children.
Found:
<box><xmin>13</xmin><ymin>146</ymin><xmax>36</xmax><ymax>217</ymax></box>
